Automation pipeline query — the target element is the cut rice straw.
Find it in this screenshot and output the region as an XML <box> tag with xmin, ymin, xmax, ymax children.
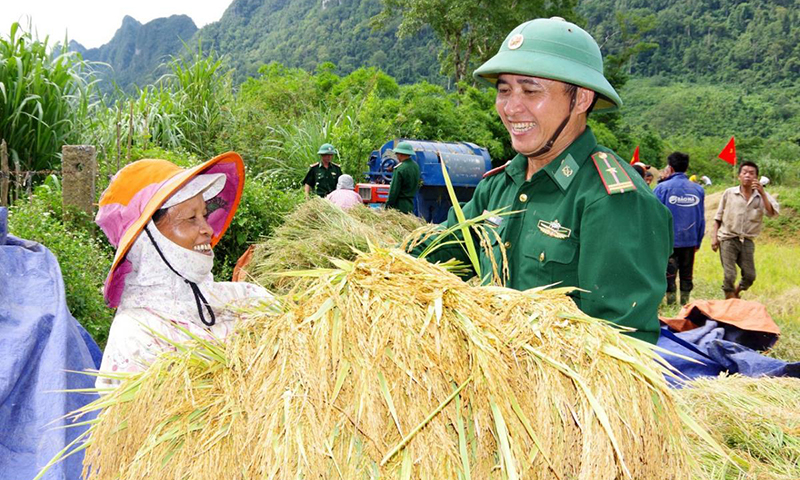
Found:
<box><xmin>51</xmin><ymin>246</ymin><xmax>709</xmax><ymax>480</ymax></box>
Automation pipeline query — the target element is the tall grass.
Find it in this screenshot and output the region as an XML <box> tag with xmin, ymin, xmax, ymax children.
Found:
<box><xmin>266</xmin><ymin>108</ymin><xmax>354</xmax><ymax>186</ymax></box>
<box><xmin>0</xmin><ymin>22</ymin><xmax>95</xmax><ymax>171</ymax></box>
<box><xmin>90</xmin><ymin>44</ymin><xmax>233</xmax><ymax>175</ymax></box>
<box><xmin>165</xmin><ymin>44</ymin><xmax>232</xmax><ymax>157</ymax></box>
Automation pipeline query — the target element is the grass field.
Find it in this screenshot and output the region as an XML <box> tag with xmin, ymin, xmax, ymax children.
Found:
<box><xmin>658</xmin><ymin>186</ymin><xmax>800</xmax><ymax>361</ymax></box>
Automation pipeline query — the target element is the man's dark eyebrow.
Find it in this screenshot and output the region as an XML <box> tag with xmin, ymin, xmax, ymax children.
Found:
<box><xmin>496</xmin><ymin>77</ymin><xmax>541</xmax><ymax>86</ymax></box>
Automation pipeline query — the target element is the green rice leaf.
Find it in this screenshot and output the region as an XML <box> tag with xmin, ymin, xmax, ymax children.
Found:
<box><xmin>438</xmin><ymin>152</ymin><xmax>480</xmax><ymax>278</ymax></box>
<box><xmin>489</xmin><ymin>399</ymin><xmax>519</xmax><ymax>480</ymax></box>
<box><xmin>455</xmin><ymin>389</ymin><xmax>472</xmax><ymax>480</ymax></box>
<box><xmin>381</xmin><ymin>375</ymin><xmax>472</xmax><ymax>466</ymax></box>
<box><xmin>331</xmin><ymin>360</ymin><xmax>351</xmax><ymax>404</ymax></box>
<box><xmin>378</xmin><ymin>371</ymin><xmax>403</xmax><ymax>435</ymax></box>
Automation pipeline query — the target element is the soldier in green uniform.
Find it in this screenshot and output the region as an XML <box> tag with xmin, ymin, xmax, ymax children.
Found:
<box><xmin>421</xmin><ymin>17</ymin><xmax>673</xmax><ymax>344</ymax></box>
<box><xmin>303</xmin><ymin>143</ymin><xmax>343</xmax><ymax>198</ymax></box>
<box><xmin>385</xmin><ymin>141</ymin><xmax>421</xmax><ymax>214</ymax></box>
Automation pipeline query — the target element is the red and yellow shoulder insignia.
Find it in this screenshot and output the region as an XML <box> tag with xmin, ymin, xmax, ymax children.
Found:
<box><xmin>591</xmin><ymin>151</ymin><xmax>636</xmax><ymax>195</ymax></box>
<box><xmin>309</xmin><ymin>162</ymin><xmax>319</xmax><ymax>168</ymax></box>
<box><xmin>482</xmin><ymin>161</ymin><xmax>511</xmax><ymax>179</ymax></box>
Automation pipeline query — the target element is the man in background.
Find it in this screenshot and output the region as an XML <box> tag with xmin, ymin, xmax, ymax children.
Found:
<box><xmin>303</xmin><ymin>143</ymin><xmax>342</xmax><ymax>198</ymax></box>
<box><xmin>385</xmin><ymin>141</ymin><xmax>420</xmax><ymax>214</ymax></box>
<box><xmin>711</xmin><ymin>161</ymin><xmax>779</xmax><ymax>299</ymax></box>
<box><xmin>654</xmin><ymin>152</ymin><xmax>705</xmax><ymax>305</ymax></box>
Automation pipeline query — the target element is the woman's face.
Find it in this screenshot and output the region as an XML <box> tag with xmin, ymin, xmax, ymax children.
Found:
<box><xmin>155</xmin><ymin>193</ymin><xmax>213</xmax><ymax>255</ymax></box>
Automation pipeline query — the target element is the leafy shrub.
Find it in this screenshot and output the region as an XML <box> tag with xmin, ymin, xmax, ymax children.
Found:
<box><xmin>757</xmin><ymin>156</ymin><xmax>800</xmax><ymax>186</ymax></box>
<box><xmin>6</xmin><ymin>179</ymin><xmax>114</xmax><ymax>346</ymax></box>
<box><xmin>763</xmin><ymin>186</ymin><xmax>800</xmax><ymax>242</ymax></box>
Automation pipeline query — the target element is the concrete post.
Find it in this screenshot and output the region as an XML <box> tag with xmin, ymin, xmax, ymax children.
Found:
<box><xmin>61</xmin><ymin>145</ymin><xmax>97</xmax><ymax>217</ymax></box>
<box><xmin>0</xmin><ymin>140</ymin><xmax>8</xmax><ymax>206</ymax></box>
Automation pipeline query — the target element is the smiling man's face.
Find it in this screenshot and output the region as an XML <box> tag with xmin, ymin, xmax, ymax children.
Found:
<box><xmin>495</xmin><ymin>74</ymin><xmax>584</xmax><ymax>157</ymax></box>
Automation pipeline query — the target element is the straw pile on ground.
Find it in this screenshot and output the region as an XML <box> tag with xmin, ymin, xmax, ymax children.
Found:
<box><xmin>76</xmin><ymin>246</ymin><xmax>699</xmax><ymax>480</ymax></box>
<box><xmin>246</xmin><ymin>198</ymin><xmax>426</xmax><ymax>293</ymax></box>
<box><xmin>676</xmin><ymin>375</ymin><xmax>800</xmax><ymax>480</ymax></box>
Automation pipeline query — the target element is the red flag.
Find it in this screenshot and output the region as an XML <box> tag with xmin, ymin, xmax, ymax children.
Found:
<box><xmin>629</xmin><ymin>145</ymin><xmax>640</xmax><ymax>165</ymax></box>
<box><xmin>718</xmin><ymin>136</ymin><xmax>736</xmax><ymax>166</ymax></box>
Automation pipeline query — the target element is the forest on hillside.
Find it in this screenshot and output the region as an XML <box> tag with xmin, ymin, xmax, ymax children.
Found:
<box><xmin>581</xmin><ymin>0</ymin><xmax>800</xmax><ymax>86</ymax></box>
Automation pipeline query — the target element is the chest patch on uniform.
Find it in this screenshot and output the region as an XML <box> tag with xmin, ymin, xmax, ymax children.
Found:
<box><xmin>591</xmin><ymin>151</ymin><xmax>636</xmax><ymax>195</ymax></box>
<box><xmin>554</xmin><ymin>154</ymin><xmax>580</xmax><ymax>190</ymax></box>
<box><xmin>538</xmin><ymin>219</ymin><xmax>571</xmax><ymax>239</ymax></box>
<box><xmin>483</xmin><ymin>210</ymin><xmax>504</xmax><ymax>227</ymax></box>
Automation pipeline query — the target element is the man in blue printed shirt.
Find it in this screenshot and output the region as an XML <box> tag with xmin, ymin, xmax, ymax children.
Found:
<box><xmin>654</xmin><ymin>152</ymin><xmax>705</xmax><ymax>305</ymax></box>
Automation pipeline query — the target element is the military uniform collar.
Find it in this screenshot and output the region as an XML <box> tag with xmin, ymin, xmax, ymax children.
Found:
<box><xmin>504</xmin><ymin>127</ymin><xmax>598</xmax><ymax>191</ymax></box>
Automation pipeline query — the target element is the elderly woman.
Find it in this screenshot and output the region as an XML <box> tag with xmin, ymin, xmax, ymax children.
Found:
<box><xmin>325</xmin><ymin>174</ymin><xmax>363</xmax><ymax>210</ymax></box>
<box><xmin>94</xmin><ymin>153</ymin><xmax>270</xmax><ymax>388</ymax></box>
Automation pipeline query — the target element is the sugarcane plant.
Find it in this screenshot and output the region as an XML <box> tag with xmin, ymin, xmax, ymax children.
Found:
<box><xmin>0</xmin><ymin>22</ymin><xmax>95</xmax><ymax>172</ymax></box>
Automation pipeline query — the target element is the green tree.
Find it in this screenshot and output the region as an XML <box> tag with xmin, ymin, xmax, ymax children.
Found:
<box><xmin>374</xmin><ymin>0</ymin><xmax>577</xmax><ymax>85</ymax></box>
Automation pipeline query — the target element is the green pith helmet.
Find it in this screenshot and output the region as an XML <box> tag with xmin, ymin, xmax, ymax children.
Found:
<box><xmin>473</xmin><ymin>17</ymin><xmax>622</xmax><ymax>113</ymax></box>
<box><xmin>317</xmin><ymin>143</ymin><xmax>337</xmax><ymax>155</ymax></box>
<box><xmin>392</xmin><ymin>141</ymin><xmax>415</xmax><ymax>157</ymax></box>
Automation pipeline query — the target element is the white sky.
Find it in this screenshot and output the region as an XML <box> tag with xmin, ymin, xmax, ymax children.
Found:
<box><xmin>0</xmin><ymin>1</ymin><xmax>233</xmax><ymax>49</ymax></box>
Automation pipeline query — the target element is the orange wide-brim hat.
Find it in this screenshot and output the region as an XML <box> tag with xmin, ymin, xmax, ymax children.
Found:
<box><xmin>95</xmin><ymin>152</ymin><xmax>245</xmax><ymax>308</ymax></box>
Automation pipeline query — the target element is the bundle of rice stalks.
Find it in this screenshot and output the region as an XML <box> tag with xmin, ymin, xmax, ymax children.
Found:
<box><xmin>247</xmin><ymin>198</ymin><xmax>426</xmax><ymax>292</ymax></box>
<box><xmin>62</xmin><ymin>247</ymin><xmax>713</xmax><ymax>480</ymax></box>
<box><xmin>677</xmin><ymin>375</ymin><xmax>800</xmax><ymax>480</ymax></box>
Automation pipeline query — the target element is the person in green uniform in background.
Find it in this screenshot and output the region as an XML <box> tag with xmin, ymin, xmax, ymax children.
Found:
<box><xmin>303</xmin><ymin>143</ymin><xmax>343</xmax><ymax>198</ymax></box>
<box><xmin>420</xmin><ymin>17</ymin><xmax>673</xmax><ymax>343</ymax></box>
<box><xmin>385</xmin><ymin>141</ymin><xmax>420</xmax><ymax>214</ymax></box>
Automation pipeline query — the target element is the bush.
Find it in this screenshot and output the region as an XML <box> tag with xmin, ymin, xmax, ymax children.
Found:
<box><xmin>6</xmin><ymin>179</ymin><xmax>114</xmax><ymax>346</ymax></box>
<box><xmin>763</xmin><ymin>186</ymin><xmax>800</xmax><ymax>242</ymax></box>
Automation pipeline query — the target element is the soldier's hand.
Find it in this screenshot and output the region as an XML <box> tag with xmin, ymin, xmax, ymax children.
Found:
<box><xmin>711</xmin><ymin>238</ymin><xmax>719</xmax><ymax>252</ymax></box>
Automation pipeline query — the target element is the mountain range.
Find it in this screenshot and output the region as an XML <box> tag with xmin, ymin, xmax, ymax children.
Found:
<box><xmin>72</xmin><ymin>0</ymin><xmax>443</xmax><ymax>92</ymax></box>
<box><xmin>72</xmin><ymin>0</ymin><xmax>800</xmax><ymax>92</ymax></box>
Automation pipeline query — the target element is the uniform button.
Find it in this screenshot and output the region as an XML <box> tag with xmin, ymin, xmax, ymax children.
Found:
<box><xmin>539</xmin><ymin>252</ymin><xmax>545</xmax><ymax>262</ymax></box>
<box><xmin>519</xmin><ymin>193</ymin><xmax>528</xmax><ymax>202</ymax></box>
<box><xmin>504</xmin><ymin>241</ymin><xmax>511</xmax><ymax>249</ymax></box>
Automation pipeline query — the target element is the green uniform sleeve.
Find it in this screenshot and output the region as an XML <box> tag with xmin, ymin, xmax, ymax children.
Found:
<box><xmin>575</xmin><ymin>194</ymin><xmax>673</xmax><ymax>343</ymax></box>
<box><xmin>386</xmin><ymin>164</ymin><xmax>405</xmax><ymax>208</ymax></box>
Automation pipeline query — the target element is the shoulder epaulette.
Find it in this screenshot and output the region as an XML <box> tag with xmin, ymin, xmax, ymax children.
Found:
<box><xmin>591</xmin><ymin>151</ymin><xmax>636</xmax><ymax>195</ymax></box>
<box><xmin>332</xmin><ymin>162</ymin><xmax>341</xmax><ymax>167</ymax></box>
<box><xmin>309</xmin><ymin>162</ymin><xmax>319</xmax><ymax>168</ymax></box>
<box><xmin>482</xmin><ymin>161</ymin><xmax>511</xmax><ymax>179</ymax></box>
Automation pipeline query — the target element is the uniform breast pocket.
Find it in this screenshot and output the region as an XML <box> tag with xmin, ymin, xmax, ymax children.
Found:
<box><xmin>522</xmin><ymin>232</ymin><xmax>579</xmax><ymax>287</ymax></box>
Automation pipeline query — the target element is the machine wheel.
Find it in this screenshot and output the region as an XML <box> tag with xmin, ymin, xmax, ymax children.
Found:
<box><xmin>380</xmin><ymin>157</ymin><xmax>398</xmax><ymax>182</ymax></box>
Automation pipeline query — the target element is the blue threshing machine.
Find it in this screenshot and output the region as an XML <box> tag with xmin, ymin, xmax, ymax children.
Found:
<box><xmin>356</xmin><ymin>139</ymin><xmax>493</xmax><ymax>223</ymax></box>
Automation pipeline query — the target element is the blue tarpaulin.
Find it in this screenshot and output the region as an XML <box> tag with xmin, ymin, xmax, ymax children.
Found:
<box><xmin>0</xmin><ymin>207</ymin><xmax>102</xmax><ymax>480</ymax></box>
<box><xmin>657</xmin><ymin>322</ymin><xmax>800</xmax><ymax>382</ymax></box>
